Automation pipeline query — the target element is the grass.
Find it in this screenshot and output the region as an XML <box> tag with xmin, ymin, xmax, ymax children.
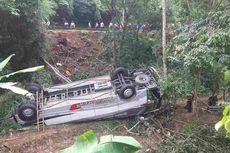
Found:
<box><xmin>153</xmin><ymin>123</ymin><xmax>230</xmax><ymax>153</ymax></box>
<box><xmin>0</xmin><ymin>92</ymin><xmax>25</xmax><ymax>135</ymax></box>
<box><xmin>93</xmin><ymin>120</ymin><xmax>119</xmax><ymax>135</ymax></box>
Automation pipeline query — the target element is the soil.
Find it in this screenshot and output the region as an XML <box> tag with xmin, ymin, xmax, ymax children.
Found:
<box><xmin>47</xmin><ymin>30</ymin><xmax>113</xmax><ymax>81</ymax></box>
<box><xmin>173</xmin><ymin>96</ymin><xmax>220</xmax><ymax>133</ymax></box>
<box><xmin>0</xmin><ymin>120</ymin><xmax>159</xmax><ymax>153</ymax></box>
<box><xmin>0</xmin><ymin>96</ymin><xmax>221</xmax><ymax>153</ymax></box>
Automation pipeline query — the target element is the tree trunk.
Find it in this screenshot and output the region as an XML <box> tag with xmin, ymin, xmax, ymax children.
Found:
<box><xmin>193</xmin><ymin>86</ymin><xmax>198</xmax><ymax>115</ymax></box>
<box><xmin>162</xmin><ymin>0</ymin><xmax>167</xmax><ymax>77</ymax></box>
<box><xmin>193</xmin><ymin>71</ymin><xmax>201</xmax><ymax>116</ymax></box>
<box><xmin>113</xmin><ymin>34</ymin><xmax>120</xmax><ymax>68</ymax></box>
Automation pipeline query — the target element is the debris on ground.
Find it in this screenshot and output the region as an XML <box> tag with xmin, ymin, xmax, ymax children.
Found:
<box><xmin>47</xmin><ymin>30</ymin><xmax>113</xmax><ymax>81</ymax></box>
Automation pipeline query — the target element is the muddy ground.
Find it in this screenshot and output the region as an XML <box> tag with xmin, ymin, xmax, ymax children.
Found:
<box><xmin>0</xmin><ymin>97</ymin><xmax>220</xmax><ymax>153</ymax></box>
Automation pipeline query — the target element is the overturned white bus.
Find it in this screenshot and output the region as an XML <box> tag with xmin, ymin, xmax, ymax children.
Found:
<box><xmin>13</xmin><ymin>67</ymin><xmax>161</xmax><ymax>126</ymax></box>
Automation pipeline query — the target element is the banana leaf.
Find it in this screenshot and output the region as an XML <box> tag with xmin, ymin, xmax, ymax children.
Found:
<box><xmin>59</xmin><ymin>130</ymin><xmax>141</xmax><ymax>153</ymax></box>
<box><xmin>0</xmin><ymin>82</ymin><xmax>33</xmax><ymax>97</ymax></box>
<box><xmin>0</xmin><ymin>65</ymin><xmax>44</xmax><ymax>80</ymax></box>
<box><xmin>59</xmin><ymin>130</ymin><xmax>98</xmax><ymax>153</ymax></box>
<box><xmin>0</xmin><ymin>54</ymin><xmax>15</xmax><ymax>72</ymax></box>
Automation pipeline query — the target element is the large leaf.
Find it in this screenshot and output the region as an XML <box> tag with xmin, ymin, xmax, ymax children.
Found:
<box><xmin>0</xmin><ymin>82</ymin><xmax>33</xmax><ymax>97</ymax></box>
<box><xmin>224</xmin><ymin>70</ymin><xmax>230</xmax><ymax>83</ymax></box>
<box><xmin>215</xmin><ymin>116</ymin><xmax>228</xmax><ymax>131</ymax></box>
<box><xmin>59</xmin><ymin>131</ymin><xmax>141</xmax><ymax>153</ymax></box>
<box><xmin>59</xmin><ymin>130</ymin><xmax>98</xmax><ymax>153</ymax></box>
<box><xmin>223</xmin><ymin>105</ymin><xmax>230</xmax><ymax>116</ymax></box>
<box><xmin>96</xmin><ymin>135</ymin><xmax>142</xmax><ymax>153</ymax></box>
<box><xmin>0</xmin><ymin>54</ymin><xmax>15</xmax><ymax>72</ymax></box>
<box><xmin>215</xmin><ymin>105</ymin><xmax>230</xmax><ymax>134</ymax></box>
<box><xmin>0</xmin><ymin>65</ymin><xmax>44</xmax><ymax>80</ymax></box>
<box><xmin>225</xmin><ymin>118</ymin><xmax>230</xmax><ymax>134</ymax></box>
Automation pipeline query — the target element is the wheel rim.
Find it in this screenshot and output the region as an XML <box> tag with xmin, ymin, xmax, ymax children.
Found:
<box><xmin>135</xmin><ymin>74</ymin><xmax>150</xmax><ymax>84</ymax></box>
<box><xmin>22</xmin><ymin>108</ymin><xmax>34</xmax><ymax>117</ymax></box>
<box><xmin>124</xmin><ymin>88</ymin><xmax>133</xmax><ymax>98</ymax></box>
<box><xmin>139</xmin><ymin>76</ymin><xmax>147</xmax><ymax>81</ymax></box>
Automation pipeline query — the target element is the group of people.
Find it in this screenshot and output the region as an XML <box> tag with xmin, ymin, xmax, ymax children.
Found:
<box><xmin>87</xmin><ymin>21</ymin><xmax>155</xmax><ymax>31</ymax></box>
<box><xmin>88</xmin><ymin>21</ymin><xmax>104</xmax><ymax>29</ymax></box>
<box><xmin>87</xmin><ymin>21</ymin><xmax>120</xmax><ymax>29</ymax></box>
<box><xmin>61</xmin><ymin>20</ymin><xmax>154</xmax><ymax>31</ymax></box>
<box><xmin>64</xmin><ymin>21</ymin><xmax>76</xmax><ymax>29</ymax></box>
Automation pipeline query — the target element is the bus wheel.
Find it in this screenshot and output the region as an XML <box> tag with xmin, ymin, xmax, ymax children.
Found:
<box><xmin>25</xmin><ymin>83</ymin><xmax>42</xmax><ymax>94</ymax></box>
<box><xmin>118</xmin><ymin>84</ymin><xmax>136</xmax><ymax>99</ymax></box>
<box><xmin>17</xmin><ymin>101</ymin><xmax>37</xmax><ymax>123</ymax></box>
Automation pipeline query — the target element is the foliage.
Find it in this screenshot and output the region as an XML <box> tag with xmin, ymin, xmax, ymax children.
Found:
<box><xmin>0</xmin><ymin>0</ymin><xmax>56</xmax><ymax>69</ymax></box>
<box><xmin>164</xmin><ymin>11</ymin><xmax>230</xmax><ymax>100</ymax></box>
<box><xmin>94</xmin><ymin>120</ymin><xmax>118</xmax><ymax>133</ymax></box>
<box><xmin>131</xmin><ymin>0</ymin><xmax>162</xmax><ymax>26</ymax></box>
<box><xmin>119</xmin><ymin>31</ymin><xmax>161</xmax><ymax>68</ymax></box>
<box><xmin>0</xmin><ymin>92</ymin><xmax>25</xmax><ymax>119</ymax></box>
<box><xmin>30</xmin><ymin>69</ymin><xmax>53</xmax><ymax>86</ymax></box>
<box><xmin>73</xmin><ymin>0</ymin><xmax>98</xmax><ymax>25</ymax></box>
<box><xmin>59</xmin><ymin>130</ymin><xmax>141</xmax><ymax>153</ymax></box>
<box><xmin>215</xmin><ymin>105</ymin><xmax>230</xmax><ymax>136</ymax></box>
<box><xmin>160</xmin><ymin>71</ymin><xmax>195</xmax><ymax>102</ymax></box>
<box><xmin>153</xmin><ymin>124</ymin><xmax>230</xmax><ymax>153</ymax></box>
<box><xmin>51</xmin><ymin>0</ymin><xmax>74</xmax><ymax>24</ymax></box>
<box><xmin>0</xmin><ymin>92</ymin><xmax>23</xmax><ymax>135</ymax></box>
<box><xmin>0</xmin><ymin>54</ymin><xmax>44</xmax><ymax>96</ymax></box>
<box><xmin>0</xmin><ymin>0</ymin><xmax>19</xmax><ymax>15</ymax></box>
<box><xmin>0</xmin><ymin>54</ymin><xmax>43</xmax><ymax>134</ymax></box>
<box><xmin>170</xmin><ymin>0</ymin><xmax>230</xmax><ymax>25</ymax></box>
<box><xmin>40</xmin><ymin>0</ymin><xmax>58</xmax><ymax>19</ymax></box>
<box><xmin>224</xmin><ymin>70</ymin><xmax>230</xmax><ymax>83</ymax></box>
<box><xmin>99</xmin><ymin>0</ymin><xmax>163</xmax><ymax>68</ymax></box>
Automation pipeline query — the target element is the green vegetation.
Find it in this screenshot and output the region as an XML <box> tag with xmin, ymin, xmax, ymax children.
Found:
<box><xmin>59</xmin><ymin>130</ymin><xmax>141</xmax><ymax>153</ymax></box>
<box><xmin>0</xmin><ymin>54</ymin><xmax>44</xmax><ymax>96</ymax></box>
<box><xmin>0</xmin><ymin>54</ymin><xmax>43</xmax><ymax>134</ymax></box>
<box><xmin>215</xmin><ymin>105</ymin><xmax>230</xmax><ymax>136</ymax></box>
<box><xmin>0</xmin><ymin>92</ymin><xmax>23</xmax><ymax>135</ymax></box>
<box><xmin>164</xmin><ymin>11</ymin><xmax>230</xmax><ymax>100</ymax></box>
<box><xmin>153</xmin><ymin>123</ymin><xmax>230</xmax><ymax>153</ymax></box>
<box><xmin>0</xmin><ymin>0</ymin><xmax>230</xmax><ymax>152</ymax></box>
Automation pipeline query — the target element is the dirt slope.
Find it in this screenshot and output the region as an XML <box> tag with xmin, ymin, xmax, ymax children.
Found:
<box><xmin>47</xmin><ymin>30</ymin><xmax>112</xmax><ymax>80</ymax></box>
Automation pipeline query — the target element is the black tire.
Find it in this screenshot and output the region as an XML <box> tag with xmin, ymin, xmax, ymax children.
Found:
<box><xmin>118</xmin><ymin>84</ymin><xmax>136</xmax><ymax>99</ymax></box>
<box><xmin>17</xmin><ymin>101</ymin><xmax>37</xmax><ymax>122</ymax></box>
<box><xmin>111</xmin><ymin>67</ymin><xmax>128</xmax><ymax>80</ymax></box>
<box><xmin>135</xmin><ymin>74</ymin><xmax>150</xmax><ymax>85</ymax></box>
<box><xmin>25</xmin><ymin>83</ymin><xmax>42</xmax><ymax>94</ymax></box>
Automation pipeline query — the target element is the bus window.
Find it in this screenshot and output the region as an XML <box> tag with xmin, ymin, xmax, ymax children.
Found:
<box><xmin>77</xmin><ymin>90</ymin><xmax>81</xmax><ymax>96</ymax></box>
<box><xmin>56</xmin><ymin>94</ymin><xmax>61</xmax><ymax>100</ymax></box>
<box><xmin>87</xmin><ymin>88</ymin><xmax>91</xmax><ymax>93</ymax></box>
<box><xmin>50</xmin><ymin>95</ymin><xmax>55</xmax><ymax>101</ymax></box>
<box><xmin>68</xmin><ymin>92</ymin><xmax>74</xmax><ymax>97</ymax></box>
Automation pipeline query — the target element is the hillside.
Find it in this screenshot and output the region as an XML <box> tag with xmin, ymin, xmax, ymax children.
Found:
<box><xmin>47</xmin><ymin>29</ymin><xmax>112</xmax><ymax>80</ymax></box>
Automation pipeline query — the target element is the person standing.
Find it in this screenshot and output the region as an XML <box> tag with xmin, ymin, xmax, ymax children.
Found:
<box><xmin>70</xmin><ymin>21</ymin><xmax>75</xmax><ymax>29</ymax></box>
<box><xmin>95</xmin><ymin>22</ymin><xmax>99</xmax><ymax>28</ymax></box>
<box><xmin>88</xmin><ymin>21</ymin><xmax>91</xmax><ymax>28</ymax></box>
<box><xmin>109</xmin><ymin>22</ymin><xmax>113</xmax><ymax>29</ymax></box>
<box><xmin>64</xmin><ymin>21</ymin><xmax>69</xmax><ymax>29</ymax></box>
<box><xmin>100</xmin><ymin>21</ymin><xmax>104</xmax><ymax>29</ymax></box>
